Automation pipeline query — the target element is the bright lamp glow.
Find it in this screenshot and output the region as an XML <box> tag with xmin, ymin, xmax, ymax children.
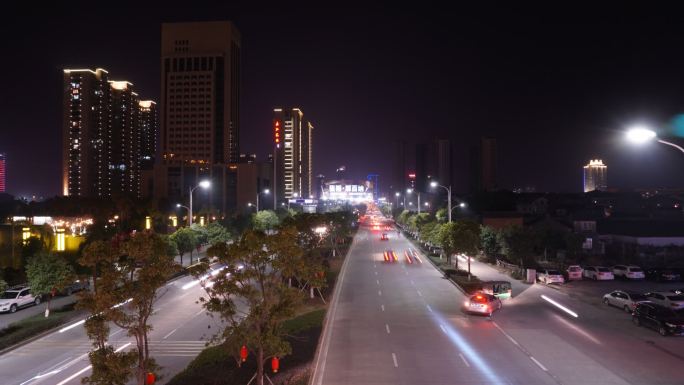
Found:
<box><xmin>459</xmin><ymin>203</ymin><xmax>466</xmax><ymax>208</ymax></box>
<box><xmin>406</xmin><ymin>188</ymin><xmax>413</xmax><ymax>193</ymax></box>
<box><xmin>430</xmin><ymin>181</ymin><xmax>438</xmax><ymax>187</ymax></box>
<box><xmin>176</xmin><ymin>203</ymin><xmax>181</xmax><ymax>208</ymax></box>
<box><xmin>395</xmin><ymin>192</ymin><xmax>400</xmax><ymax>197</ymax></box>
<box><xmin>263</xmin><ymin>189</ymin><xmax>270</xmax><ymax>194</ymax></box>
<box><xmin>626</xmin><ymin>127</ymin><xmax>657</xmax><ymax>144</ymax></box>
<box><xmin>199</xmin><ymin>180</ymin><xmax>211</xmax><ymax>188</ymax></box>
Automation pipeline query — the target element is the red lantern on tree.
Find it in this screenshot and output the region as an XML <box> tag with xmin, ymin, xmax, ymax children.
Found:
<box><xmin>240</xmin><ymin>345</ymin><xmax>248</xmax><ymax>362</ymax></box>
<box><xmin>271</xmin><ymin>357</ymin><xmax>280</xmax><ymax>373</ymax></box>
<box><xmin>146</xmin><ymin>372</ymin><xmax>156</xmax><ymax>385</ymax></box>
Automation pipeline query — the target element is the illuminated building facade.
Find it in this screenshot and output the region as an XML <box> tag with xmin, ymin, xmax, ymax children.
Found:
<box><xmin>0</xmin><ymin>153</ymin><xmax>5</xmax><ymax>193</ymax></box>
<box><xmin>273</xmin><ymin>108</ymin><xmax>314</xmax><ymax>203</ymax></box>
<box><xmin>583</xmin><ymin>159</ymin><xmax>607</xmax><ymax>192</ymax></box>
<box><xmin>62</xmin><ymin>69</ymin><xmax>156</xmax><ymax>198</ymax></box>
<box><xmin>321</xmin><ymin>180</ymin><xmax>373</xmax><ymax>203</ymax></box>
<box><xmin>154</xmin><ymin>21</ymin><xmax>242</xmax><ymax>213</ymax></box>
<box><xmin>139</xmin><ymin>100</ymin><xmax>157</xmax><ymax>170</ymax></box>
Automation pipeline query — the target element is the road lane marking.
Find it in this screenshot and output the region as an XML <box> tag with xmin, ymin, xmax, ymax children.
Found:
<box><xmin>459</xmin><ymin>353</ymin><xmax>471</xmax><ymax>367</ymax></box>
<box><xmin>381</xmin><ymin>305</ymin><xmax>385</xmax><ymax>312</ymax></box>
<box><xmin>405</xmin><ymin>271</ymin><xmax>408</xmax><ymax>276</ymax></box>
<box><xmin>55</xmin><ymin>343</ymin><xmax>131</xmax><ymax>385</ymax></box>
<box><xmin>392</xmin><ymin>353</ymin><xmax>398</xmax><ymax>367</ymax></box>
<box><xmin>493</xmin><ymin>322</ymin><xmax>520</xmax><ymax>346</ymax></box>
<box><xmin>376</xmin><ymin>279</ymin><xmax>380</xmax><ymax>285</ymax></box>
<box><xmin>193</xmin><ymin>309</ymin><xmax>205</xmax><ymax>317</ymax></box>
<box><xmin>163</xmin><ymin>328</ymin><xmax>178</xmax><ymax>340</ymax></box>
<box><xmin>378</xmin><ymin>290</ymin><xmax>382</xmax><ymax>296</ymax></box>
<box><xmin>386</xmin><ymin>324</ymin><xmax>391</xmax><ymax>334</ymax></box>
<box><xmin>530</xmin><ymin>356</ymin><xmax>548</xmax><ymax>371</ymax></box>
<box><xmin>439</xmin><ymin>324</ymin><xmax>447</xmax><ymax>334</ymax></box>
<box><xmin>541</xmin><ymin>294</ymin><xmax>579</xmax><ymax>318</ymax></box>
<box><xmin>374</xmin><ymin>271</ymin><xmax>378</xmax><ymax>276</ymax></box>
<box><xmin>417</xmin><ymin>290</ymin><xmax>422</xmax><ymax>297</ymax></box>
<box><xmin>374</xmin><ymin>264</ymin><xmax>377</xmax><ymax>268</ymax></box>
<box><xmin>410</xmin><ymin>279</ymin><xmax>415</xmax><ymax>285</ymax></box>
<box><xmin>426</xmin><ymin>304</ymin><xmax>433</xmax><ymax>313</ymax></box>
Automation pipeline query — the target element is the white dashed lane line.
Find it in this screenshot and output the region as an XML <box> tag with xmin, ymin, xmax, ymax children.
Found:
<box><xmin>459</xmin><ymin>353</ymin><xmax>471</xmax><ymax>367</ymax></box>
<box><xmin>392</xmin><ymin>353</ymin><xmax>398</xmax><ymax>367</ymax></box>
<box><xmin>385</xmin><ymin>324</ymin><xmax>391</xmax><ymax>334</ymax></box>
<box><xmin>381</xmin><ymin>304</ymin><xmax>385</xmax><ymax>312</ymax></box>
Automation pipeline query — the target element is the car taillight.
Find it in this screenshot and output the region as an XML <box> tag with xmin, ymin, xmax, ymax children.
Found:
<box><xmin>464</xmin><ymin>300</ymin><xmax>470</xmax><ymax>307</ymax></box>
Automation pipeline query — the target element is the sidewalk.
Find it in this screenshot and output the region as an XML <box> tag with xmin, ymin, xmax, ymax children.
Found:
<box><xmin>464</xmin><ymin>258</ymin><xmax>534</xmax><ymax>298</ymax></box>
<box><xmin>174</xmin><ymin>244</ymin><xmax>210</xmax><ymax>267</ymax></box>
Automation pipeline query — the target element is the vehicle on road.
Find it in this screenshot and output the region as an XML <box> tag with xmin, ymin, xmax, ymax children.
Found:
<box><xmin>0</xmin><ymin>286</ymin><xmax>40</xmax><ymax>313</ymax></box>
<box><xmin>632</xmin><ymin>302</ymin><xmax>684</xmax><ymax>336</ymax></box>
<box><xmin>383</xmin><ymin>250</ymin><xmax>398</xmax><ymax>262</ymax></box>
<box><xmin>583</xmin><ymin>266</ymin><xmax>614</xmax><ymax>280</ymax></box>
<box><xmin>671</xmin><ymin>288</ymin><xmax>684</xmax><ymax>295</ymax></box>
<box><xmin>537</xmin><ymin>269</ymin><xmax>565</xmax><ymax>285</ymax></box>
<box><xmin>566</xmin><ymin>265</ymin><xmax>583</xmax><ymax>281</ymax></box>
<box><xmin>59</xmin><ymin>279</ymin><xmax>90</xmax><ymax>296</ymax></box>
<box><xmin>612</xmin><ymin>265</ymin><xmax>645</xmax><ymax>280</ymax></box>
<box><xmin>602</xmin><ymin>290</ymin><xmax>648</xmax><ymax>313</ymax></box>
<box><xmin>480</xmin><ymin>281</ymin><xmax>512</xmax><ymax>300</ymax></box>
<box><xmin>464</xmin><ymin>293</ymin><xmax>502</xmax><ymax>317</ymax></box>
<box><xmin>645</xmin><ymin>292</ymin><xmax>684</xmax><ymax>310</ymax></box>
<box><xmin>380</xmin><ymin>233</ymin><xmax>389</xmax><ymax>241</ymax></box>
<box><xmin>645</xmin><ymin>269</ymin><xmax>681</xmax><ymax>282</ymax></box>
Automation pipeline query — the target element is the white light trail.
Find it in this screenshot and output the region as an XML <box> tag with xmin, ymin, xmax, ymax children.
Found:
<box><xmin>541</xmin><ymin>295</ymin><xmax>579</xmax><ymax>318</ymax></box>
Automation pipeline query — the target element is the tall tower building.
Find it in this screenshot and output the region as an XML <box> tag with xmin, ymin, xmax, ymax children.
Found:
<box><xmin>433</xmin><ymin>139</ymin><xmax>452</xmax><ymax>188</ymax></box>
<box><xmin>0</xmin><ymin>153</ymin><xmax>6</xmax><ymax>193</ymax></box>
<box><xmin>63</xmin><ymin>68</ymin><xmax>155</xmax><ymax>198</ymax></box>
<box><xmin>273</xmin><ymin>108</ymin><xmax>314</xmax><ymax>203</ymax></box>
<box><xmin>139</xmin><ymin>100</ymin><xmax>157</xmax><ymax>170</ymax></box>
<box><xmin>415</xmin><ymin>143</ymin><xmax>428</xmax><ymax>193</ymax></box>
<box><xmin>62</xmin><ymin>68</ymin><xmax>110</xmax><ymax>197</ymax></box>
<box><xmin>109</xmin><ymin>81</ymin><xmax>140</xmax><ymax>196</ymax></box>
<box><xmin>155</xmin><ymin>21</ymin><xmax>242</xmax><ymax>213</ymax></box>
<box><xmin>470</xmin><ymin>137</ymin><xmax>497</xmax><ymax>192</ymax></box>
<box><xmin>583</xmin><ymin>159</ymin><xmax>607</xmax><ymax>192</ymax></box>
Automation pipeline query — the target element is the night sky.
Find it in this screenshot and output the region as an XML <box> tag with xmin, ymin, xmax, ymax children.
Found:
<box><xmin>3</xmin><ymin>3</ymin><xmax>684</xmax><ymax>197</ymax></box>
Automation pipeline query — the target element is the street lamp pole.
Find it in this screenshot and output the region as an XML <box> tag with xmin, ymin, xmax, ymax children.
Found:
<box><xmin>417</xmin><ymin>192</ymin><xmax>421</xmax><ymax>214</ymax></box>
<box><xmin>188</xmin><ymin>180</ymin><xmax>211</xmax><ymax>226</ymax></box>
<box><xmin>430</xmin><ymin>182</ymin><xmax>452</xmax><ymax>223</ymax></box>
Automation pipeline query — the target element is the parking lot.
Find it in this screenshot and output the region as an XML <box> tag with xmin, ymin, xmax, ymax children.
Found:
<box><xmin>545</xmin><ymin>276</ymin><xmax>683</xmax><ymax>307</ymax></box>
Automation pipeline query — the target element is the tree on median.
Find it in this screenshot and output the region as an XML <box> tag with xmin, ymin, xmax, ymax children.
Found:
<box><xmin>170</xmin><ymin>226</ymin><xmax>198</xmax><ymax>265</ymax></box>
<box><xmin>25</xmin><ymin>251</ymin><xmax>75</xmax><ymax>317</ymax></box>
<box><xmin>252</xmin><ymin>210</ymin><xmax>279</xmax><ymax>232</ymax></box>
<box><xmin>195</xmin><ymin>226</ymin><xmax>305</xmax><ymax>385</ymax></box>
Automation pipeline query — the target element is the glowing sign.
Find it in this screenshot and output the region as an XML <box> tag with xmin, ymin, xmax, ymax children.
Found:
<box><xmin>56</xmin><ymin>229</ymin><xmax>66</xmax><ymax>251</ymax></box>
<box><xmin>274</xmin><ymin>120</ymin><xmax>281</xmax><ymax>144</ymax></box>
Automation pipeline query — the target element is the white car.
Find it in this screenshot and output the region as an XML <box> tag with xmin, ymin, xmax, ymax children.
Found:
<box><xmin>0</xmin><ymin>286</ymin><xmax>41</xmax><ymax>313</ymax></box>
<box><xmin>602</xmin><ymin>290</ymin><xmax>648</xmax><ymax>313</ymax></box>
<box><xmin>583</xmin><ymin>266</ymin><xmax>614</xmax><ymax>280</ymax></box>
<box><xmin>464</xmin><ymin>293</ymin><xmax>502</xmax><ymax>317</ymax></box>
<box><xmin>645</xmin><ymin>292</ymin><xmax>684</xmax><ymax>310</ymax></box>
<box><xmin>537</xmin><ymin>269</ymin><xmax>565</xmax><ymax>284</ymax></box>
<box><xmin>612</xmin><ymin>265</ymin><xmax>645</xmax><ymax>280</ymax></box>
<box><xmin>566</xmin><ymin>265</ymin><xmax>583</xmax><ymax>280</ymax></box>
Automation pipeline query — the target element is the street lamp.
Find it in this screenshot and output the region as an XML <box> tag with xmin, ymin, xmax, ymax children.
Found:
<box><xmin>406</xmin><ymin>188</ymin><xmax>421</xmax><ymax>214</ymax></box>
<box><xmin>176</xmin><ymin>203</ymin><xmax>190</xmax><ymax>225</ymax></box>
<box><xmin>430</xmin><ymin>181</ymin><xmax>452</xmax><ymax>223</ymax></box>
<box><xmin>188</xmin><ymin>180</ymin><xmax>211</xmax><ymax>226</ymax></box>
<box><xmin>626</xmin><ymin>126</ymin><xmax>684</xmax><ymax>154</ymax></box>
<box><xmin>256</xmin><ymin>188</ymin><xmax>270</xmax><ymax>212</ymax></box>
<box><xmin>395</xmin><ymin>192</ymin><xmax>400</xmax><ymax>208</ymax></box>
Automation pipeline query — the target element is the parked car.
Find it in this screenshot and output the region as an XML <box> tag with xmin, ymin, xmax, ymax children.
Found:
<box><xmin>380</xmin><ymin>233</ymin><xmax>389</xmax><ymax>241</ymax></box>
<box><xmin>463</xmin><ymin>292</ymin><xmax>502</xmax><ymax>317</ymax></box>
<box><xmin>671</xmin><ymin>288</ymin><xmax>684</xmax><ymax>295</ymax></box>
<box><xmin>537</xmin><ymin>269</ymin><xmax>565</xmax><ymax>285</ymax></box>
<box><xmin>59</xmin><ymin>279</ymin><xmax>90</xmax><ymax>296</ymax></box>
<box><xmin>0</xmin><ymin>286</ymin><xmax>41</xmax><ymax>313</ymax></box>
<box><xmin>645</xmin><ymin>269</ymin><xmax>681</xmax><ymax>282</ymax></box>
<box><xmin>566</xmin><ymin>265</ymin><xmax>583</xmax><ymax>281</ymax></box>
<box><xmin>645</xmin><ymin>292</ymin><xmax>684</xmax><ymax>310</ymax></box>
<box><xmin>632</xmin><ymin>302</ymin><xmax>684</xmax><ymax>336</ymax></box>
<box><xmin>583</xmin><ymin>266</ymin><xmax>614</xmax><ymax>280</ymax></box>
<box><xmin>603</xmin><ymin>290</ymin><xmax>648</xmax><ymax>313</ymax></box>
<box><xmin>612</xmin><ymin>265</ymin><xmax>645</xmax><ymax>280</ymax></box>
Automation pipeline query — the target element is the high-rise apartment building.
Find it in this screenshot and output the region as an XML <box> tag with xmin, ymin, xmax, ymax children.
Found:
<box><xmin>62</xmin><ymin>68</ymin><xmax>156</xmax><ymax>198</ymax></box>
<box><xmin>273</xmin><ymin>108</ymin><xmax>314</xmax><ymax>203</ymax></box>
<box><xmin>154</xmin><ymin>21</ymin><xmax>241</xmax><ymax>213</ymax></box>
<box><xmin>392</xmin><ymin>140</ymin><xmax>407</xmax><ymax>193</ymax></box>
<box><xmin>139</xmin><ymin>100</ymin><xmax>157</xmax><ymax>170</ymax></box>
<box><xmin>583</xmin><ymin>159</ymin><xmax>607</xmax><ymax>192</ymax></box>
<box><xmin>433</xmin><ymin>139</ymin><xmax>452</xmax><ymax>188</ymax></box>
<box><xmin>0</xmin><ymin>153</ymin><xmax>6</xmax><ymax>193</ymax></box>
<box><xmin>470</xmin><ymin>137</ymin><xmax>497</xmax><ymax>192</ymax></box>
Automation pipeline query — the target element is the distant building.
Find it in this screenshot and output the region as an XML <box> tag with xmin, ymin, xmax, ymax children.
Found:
<box><xmin>470</xmin><ymin>137</ymin><xmax>497</xmax><ymax>193</ymax></box>
<box><xmin>274</xmin><ymin>108</ymin><xmax>314</xmax><ymax>202</ymax></box>
<box><xmin>238</xmin><ymin>153</ymin><xmax>257</xmax><ymax>164</ymax></box>
<box><xmin>415</xmin><ymin>143</ymin><xmax>428</xmax><ymax>193</ymax></box>
<box><xmin>392</xmin><ymin>140</ymin><xmax>407</xmax><ymax>193</ymax></box>
<box><xmin>583</xmin><ymin>159</ymin><xmax>607</xmax><ymax>193</ymax></box>
<box><xmin>154</xmin><ymin>21</ymin><xmax>242</xmax><ymax>214</ymax></box>
<box><xmin>139</xmin><ymin>100</ymin><xmax>157</xmax><ymax>170</ymax></box>
<box><xmin>321</xmin><ymin>180</ymin><xmax>373</xmax><ymax>203</ymax></box>
<box><xmin>0</xmin><ymin>153</ymin><xmax>5</xmax><ymax>193</ymax></box>
<box><xmin>433</xmin><ymin>139</ymin><xmax>452</xmax><ymax>188</ymax></box>
<box><xmin>236</xmin><ymin>161</ymin><xmax>272</xmax><ymax>211</ymax></box>
<box><xmin>314</xmin><ymin>174</ymin><xmax>325</xmax><ymax>199</ymax></box>
<box><xmin>62</xmin><ymin>69</ymin><xmax>155</xmax><ymax>198</ymax></box>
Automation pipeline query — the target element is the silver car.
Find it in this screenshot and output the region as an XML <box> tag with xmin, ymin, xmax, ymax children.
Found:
<box><xmin>645</xmin><ymin>292</ymin><xmax>684</xmax><ymax>310</ymax></box>
<box><xmin>0</xmin><ymin>286</ymin><xmax>41</xmax><ymax>313</ymax></box>
<box><xmin>603</xmin><ymin>290</ymin><xmax>648</xmax><ymax>313</ymax></box>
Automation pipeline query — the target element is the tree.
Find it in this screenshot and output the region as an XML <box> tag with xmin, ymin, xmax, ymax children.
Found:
<box><xmin>437</xmin><ymin>220</ymin><xmax>481</xmax><ymax>272</ymax></box>
<box><xmin>197</xmin><ymin>227</ymin><xmax>306</xmax><ymax>385</ymax></box>
<box><xmin>205</xmin><ymin>222</ymin><xmax>231</xmax><ymax>246</ymax></box>
<box><xmin>252</xmin><ymin>210</ymin><xmax>279</xmax><ymax>232</ymax></box>
<box><xmin>0</xmin><ymin>278</ymin><xmax>7</xmax><ymax>294</ymax></box>
<box><xmin>190</xmin><ymin>223</ymin><xmax>209</xmax><ymax>245</ymax></box>
<box><xmin>499</xmin><ymin>226</ymin><xmax>537</xmax><ymax>267</ymax></box>
<box><xmin>79</xmin><ymin>240</ymin><xmax>137</xmax><ymax>385</ymax></box>
<box><xmin>480</xmin><ymin>226</ymin><xmax>501</xmax><ymax>262</ymax></box>
<box><xmin>435</xmin><ymin>208</ymin><xmax>448</xmax><ymax>223</ymax></box>
<box><xmin>26</xmin><ymin>252</ymin><xmax>74</xmax><ymax>317</ymax></box>
<box><xmin>397</xmin><ymin>210</ymin><xmax>411</xmax><ymax>226</ymax></box>
<box><xmin>169</xmin><ymin>227</ymin><xmax>198</xmax><ymax>265</ymax></box>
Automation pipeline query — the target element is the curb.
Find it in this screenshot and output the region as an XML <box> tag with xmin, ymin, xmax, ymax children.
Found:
<box><xmin>0</xmin><ymin>308</ymin><xmax>88</xmax><ymax>356</ymax></box>
<box><xmin>401</xmin><ymin>230</ymin><xmax>468</xmax><ymax>296</ymax></box>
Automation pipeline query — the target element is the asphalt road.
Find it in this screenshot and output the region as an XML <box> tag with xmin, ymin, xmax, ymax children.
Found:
<box><xmin>0</xmin><ymin>294</ymin><xmax>81</xmax><ymax>329</ymax></box>
<box><xmin>312</xmin><ymin>217</ymin><xmax>684</xmax><ymax>385</ymax></box>
<box><xmin>0</xmin><ymin>270</ymin><xmax>229</xmax><ymax>385</ymax></box>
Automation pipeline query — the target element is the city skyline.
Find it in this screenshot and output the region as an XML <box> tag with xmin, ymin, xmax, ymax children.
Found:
<box><xmin>4</xmin><ymin>4</ymin><xmax>684</xmax><ymax>197</ymax></box>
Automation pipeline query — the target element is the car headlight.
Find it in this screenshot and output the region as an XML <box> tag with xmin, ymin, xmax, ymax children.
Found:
<box><xmin>665</xmin><ymin>322</ymin><xmax>677</xmax><ymax>329</ymax></box>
